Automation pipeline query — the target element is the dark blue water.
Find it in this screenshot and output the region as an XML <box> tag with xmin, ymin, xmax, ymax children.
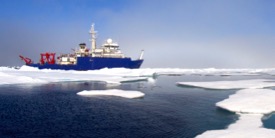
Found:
<box><xmin>0</xmin><ymin>75</ymin><xmax>274</xmax><ymax>138</ymax></box>
<box><xmin>263</xmin><ymin>113</ymin><xmax>275</xmax><ymax>129</ymax></box>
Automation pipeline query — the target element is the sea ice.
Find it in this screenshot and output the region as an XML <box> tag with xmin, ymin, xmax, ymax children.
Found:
<box><xmin>77</xmin><ymin>89</ymin><xmax>145</xmax><ymax>99</ymax></box>
<box><xmin>216</xmin><ymin>89</ymin><xmax>275</xmax><ymax>114</ymax></box>
<box><xmin>0</xmin><ymin>71</ymin><xmax>47</xmax><ymax>84</ymax></box>
<box><xmin>2</xmin><ymin>65</ymin><xmax>275</xmax><ymax>85</ymax></box>
<box><xmin>196</xmin><ymin>114</ymin><xmax>275</xmax><ymax>138</ymax></box>
<box><xmin>0</xmin><ymin>66</ymin><xmax>150</xmax><ymax>85</ymax></box>
<box><xmin>177</xmin><ymin>79</ymin><xmax>275</xmax><ymax>89</ymax></box>
<box><xmin>148</xmin><ymin>68</ymin><xmax>262</xmax><ymax>76</ymax></box>
<box><xmin>19</xmin><ymin>65</ymin><xmax>41</xmax><ymax>71</ymax></box>
<box><xmin>0</xmin><ymin>66</ymin><xmax>17</xmax><ymax>71</ymax></box>
<box><xmin>180</xmin><ymin>79</ymin><xmax>275</xmax><ymax>137</ymax></box>
<box><xmin>196</xmin><ymin>88</ymin><xmax>275</xmax><ymax>137</ymax></box>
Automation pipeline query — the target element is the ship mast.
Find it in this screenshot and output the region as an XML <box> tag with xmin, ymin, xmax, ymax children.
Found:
<box><xmin>89</xmin><ymin>23</ymin><xmax>97</xmax><ymax>54</ymax></box>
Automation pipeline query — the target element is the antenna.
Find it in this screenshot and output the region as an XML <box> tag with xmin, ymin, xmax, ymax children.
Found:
<box><xmin>89</xmin><ymin>23</ymin><xmax>97</xmax><ymax>54</ymax></box>
<box><xmin>139</xmin><ymin>50</ymin><xmax>144</xmax><ymax>60</ymax></box>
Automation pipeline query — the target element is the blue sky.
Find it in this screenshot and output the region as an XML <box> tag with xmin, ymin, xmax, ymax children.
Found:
<box><xmin>0</xmin><ymin>0</ymin><xmax>274</xmax><ymax>68</ymax></box>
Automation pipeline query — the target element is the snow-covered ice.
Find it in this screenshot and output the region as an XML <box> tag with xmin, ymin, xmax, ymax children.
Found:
<box><xmin>190</xmin><ymin>85</ymin><xmax>275</xmax><ymax>137</ymax></box>
<box><xmin>0</xmin><ymin>71</ymin><xmax>47</xmax><ymax>85</ymax></box>
<box><xmin>141</xmin><ymin>68</ymin><xmax>263</xmax><ymax>76</ymax></box>
<box><xmin>77</xmin><ymin>89</ymin><xmax>145</xmax><ymax>99</ymax></box>
<box><xmin>196</xmin><ymin>114</ymin><xmax>275</xmax><ymax>138</ymax></box>
<box><xmin>177</xmin><ymin>78</ymin><xmax>275</xmax><ymax>137</ymax></box>
<box><xmin>217</xmin><ymin>89</ymin><xmax>275</xmax><ymax>114</ymax></box>
<box><xmin>2</xmin><ymin>65</ymin><xmax>275</xmax><ymax>86</ymax></box>
<box><xmin>197</xmin><ymin>89</ymin><xmax>275</xmax><ymax>137</ymax></box>
<box><xmin>177</xmin><ymin>79</ymin><xmax>275</xmax><ymax>90</ymax></box>
<box><xmin>2</xmin><ymin>66</ymin><xmax>275</xmax><ymax>137</ymax></box>
<box><xmin>0</xmin><ymin>66</ymin><xmax>149</xmax><ymax>85</ymax></box>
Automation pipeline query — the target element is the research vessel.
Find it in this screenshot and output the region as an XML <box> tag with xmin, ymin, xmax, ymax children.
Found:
<box><xmin>19</xmin><ymin>24</ymin><xmax>144</xmax><ymax>70</ymax></box>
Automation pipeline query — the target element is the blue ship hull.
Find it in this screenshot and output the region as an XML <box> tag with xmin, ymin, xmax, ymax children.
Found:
<box><xmin>28</xmin><ymin>57</ymin><xmax>143</xmax><ymax>70</ymax></box>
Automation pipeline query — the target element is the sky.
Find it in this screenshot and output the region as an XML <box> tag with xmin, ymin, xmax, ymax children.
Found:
<box><xmin>0</xmin><ymin>0</ymin><xmax>274</xmax><ymax>68</ymax></box>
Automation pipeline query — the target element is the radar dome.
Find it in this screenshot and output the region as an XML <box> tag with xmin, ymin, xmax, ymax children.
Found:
<box><xmin>107</xmin><ymin>38</ymin><xmax>112</xmax><ymax>44</ymax></box>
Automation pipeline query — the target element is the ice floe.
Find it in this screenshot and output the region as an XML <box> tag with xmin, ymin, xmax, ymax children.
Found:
<box><xmin>141</xmin><ymin>68</ymin><xmax>271</xmax><ymax>76</ymax></box>
<box><xmin>0</xmin><ymin>71</ymin><xmax>47</xmax><ymax>85</ymax></box>
<box><xmin>0</xmin><ymin>66</ymin><xmax>149</xmax><ymax>85</ymax></box>
<box><xmin>19</xmin><ymin>65</ymin><xmax>41</xmax><ymax>71</ymax></box>
<box><xmin>217</xmin><ymin>89</ymin><xmax>275</xmax><ymax>114</ymax></box>
<box><xmin>177</xmin><ymin>78</ymin><xmax>275</xmax><ymax>137</ymax></box>
<box><xmin>77</xmin><ymin>89</ymin><xmax>145</xmax><ymax>99</ymax></box>
<box><xmin>193</xmin><ymin>86</ymin><xmax>275</xmax><ymax>137</ymax></box>
<box><xmin>2</xmin><ymin>65</ymin><xmax>275</xmax><ymax>85</ymax></box>
<box><xmin>17</xmin><ymin>66</ymin><xmax>275</xmax><ymax>77</ymax></box>
<box><xmin>177</xmin><ymin>79</ymin><xmax>275</xmax><ymax>89</ymax></box>
<box><xmin>0</xmin><ymin>66</ymin><xmax>17</xmax><ymax>71</ymax></box>
<box><xmin>196</xmin><ymin>114</ymin><xmax>275</xmax><ymax>138</ymax></box>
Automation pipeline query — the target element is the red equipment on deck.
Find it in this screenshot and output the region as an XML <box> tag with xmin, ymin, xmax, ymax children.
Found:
<box><xmin>19</xmin><ymin>55</ymin><xmax>32</xmax><ymax>65</ymax></box>
<box><xmin>40</xmin><ymin>53</ymin><xmax>56</xmax><ymax>65</ymax></box>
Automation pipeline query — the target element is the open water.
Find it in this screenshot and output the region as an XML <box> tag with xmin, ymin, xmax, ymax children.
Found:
<box><xmin>0</xmin><ymin>74</ymin><xmax>274</xmax><ymax>138</ymax></box>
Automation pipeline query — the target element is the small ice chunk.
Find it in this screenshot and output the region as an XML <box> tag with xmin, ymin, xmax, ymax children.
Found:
<box><xmin>105</xmin><ymin>76</ymin><xmax>148</xmax><ymax>84</ymax></box>
<box><xmin>118</xmin><ymin>77</ymin><xmax>148</xmax><ymax>82</ymax></box>
<box><xmin>217</xmin><ymin>89</ymin><xmax>275</xmax><ymax>114</ymax></box>
<box><xmin>77</xmin><ymin>89</ymin><xmax>145</xmax><ymax>99</ymax></box>
<box><xmin>196</xmin><ymin>114</ymin><xmax>275</xmax><ymax>138</ymax></box>
<box><xmin>177</xmin><ymin>79</ymin><xmax>275</xmax><ymax>89</ymax></box>
<box><xmin>19</xmin><ymin>65</ymin><xmax>40</xmax><ymax>71</ymax></box>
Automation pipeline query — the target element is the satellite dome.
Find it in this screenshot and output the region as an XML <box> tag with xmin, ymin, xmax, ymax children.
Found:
<box><xmin>107</xmin><ymin>38</ymin><xmax>112</xmax><ymax>44</ymax></box>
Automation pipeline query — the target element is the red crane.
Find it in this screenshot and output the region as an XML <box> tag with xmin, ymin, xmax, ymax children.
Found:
<box><xmin>19</xmin><ymin>55</ymin><xmax>33</xmax><ymax>65</ymax></box>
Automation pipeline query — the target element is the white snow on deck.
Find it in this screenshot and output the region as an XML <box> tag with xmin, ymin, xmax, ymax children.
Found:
<box><xmin>77</xmin><ymin>89</ymin><xmax>145</xmax><ymax>99</ymax></box>
<box><xmin>196</xmin><ymin>114</ymin><xmax>275</xmax><ymax>138</ymax></box>
<box><xmin>177</xmin><ymin>79</ymin><xmax>275</xmax><ymax>89</ymax></box>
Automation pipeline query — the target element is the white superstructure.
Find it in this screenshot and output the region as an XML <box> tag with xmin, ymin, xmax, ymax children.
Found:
<box><xmin>89</xmin><ymin>24</ymin><xmax>125</xmax><ymax>58</ymax></box>
<box><xmin>57</xmin><ymin>24</ymin><xmax>126</xmax><ymax>65</ymax></box>
<box><xmin>93</xmin><ymin>38</ymin><xmax>125</xmax><ymax>58</ymax></box>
